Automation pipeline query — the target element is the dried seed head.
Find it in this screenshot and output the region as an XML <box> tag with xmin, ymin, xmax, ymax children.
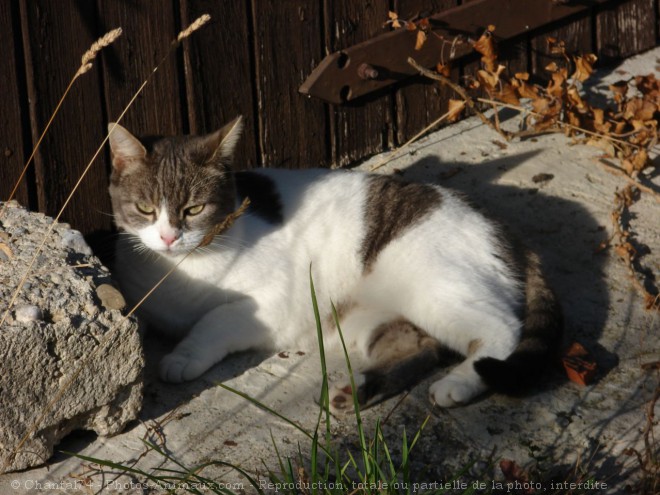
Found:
<box><xmin>177</xmin><ymin>14</ymin><xmax>211</xmax><ymax>42</ymax></box>
<box><xmin>77</xmin><ymin>28</ymin><xmax>123</xmax><ymax>76</ymax></box>
<box><xmin>198</xmin><ymin>197</ymin><xmax>250</xmax><ymax>248</ymax></box>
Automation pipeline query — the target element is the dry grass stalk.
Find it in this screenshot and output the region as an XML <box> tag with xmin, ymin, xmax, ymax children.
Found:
<box><xmin>77</xmin><ymin>28</ymin><xmax>123</xmax><ymax>76</ymax></box>
<box><xmin>0</xmin><ymin>28</ymin><xmax>123</xmax><ymax>221</ymax></box>
<box><xmin>198</xmin><ymin>197</ymin><xmax>251</xmax><ymax>247</ymax></box>
<box><xmin>1</xmin><ymin>197</ymin><xmax>249</xmax><ymax>473</ymax></box>
<box><xmin>176</xmin><ymin>14</ymin><xmax>211</xmax><ymax>43</ymax></box>
<box><xmin>1</xmin><ymin>16</ymin><xmax>213</xmax><ymax>471</ymax></box>
<box><xmin>1</xmin><ymin>15</ymin><xmax>212</xmax><ymax>328</ymax></box>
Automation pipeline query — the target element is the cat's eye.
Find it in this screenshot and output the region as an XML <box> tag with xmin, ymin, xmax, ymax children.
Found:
<box><xmin>136</xmin><ymin>202</ymin><xmax>155</xmax><ymax>215</ymax></box>
<box><xmin>185</xmin><ymin>204</ymin><xmax>205</xmax><ymax>216</ymax></box>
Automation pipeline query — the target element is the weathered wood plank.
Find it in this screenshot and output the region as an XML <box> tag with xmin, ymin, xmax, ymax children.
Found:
<box><xmin>324</xmin><ymin>0</ymin><xmax>393</xmax><ymax>167</ymax></box>
<box><xmin>394</xmin><ymin>0</ymin><xmax>458</xmax><ymax>145</ymax></box>
<box><xmin>19</xmin><ymin>0</ymin><xmax>110</xmax><ymax>234</ymax></box>
<box><xmin>98</xmin><ymin>0</ymin><xmax>184</xmax><ymax>137</ymax></box>
<box><xmin>180</xmin><ymin>0</ymin><xmax>258</xmax><ymax>170</ymax></box>
<box><xmin>597</xmin><ymin>0</ymin><xmax>657</xmax><ymax>62</ymax></box>
<box><xmin>0</xmin><ymin>0</ymin><xmax>31</xmax><ymax>208</ymax></box>
<box><xmin>251</xmin><ymin>0</ymin><xmax>329</xmax><ymax>169</ymax></box>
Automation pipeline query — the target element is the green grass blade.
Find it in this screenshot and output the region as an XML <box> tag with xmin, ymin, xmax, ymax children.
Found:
<box><xmin>331</xmin><ymin>302</ymin><xmax>372</xmax><ymax>481</ymax></box>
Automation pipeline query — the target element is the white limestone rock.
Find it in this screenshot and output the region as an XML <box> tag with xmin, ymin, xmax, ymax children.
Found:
<box><xmin>0</xmin><ymin>201</ymin><xmax>143</xmax><ymax>473</ymax></box>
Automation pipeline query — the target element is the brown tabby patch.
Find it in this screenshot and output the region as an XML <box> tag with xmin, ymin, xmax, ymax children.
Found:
<box><xmin>361</xmin><ymin>175</ymin><xmax>442</xmax><ymax>271</ymax></box>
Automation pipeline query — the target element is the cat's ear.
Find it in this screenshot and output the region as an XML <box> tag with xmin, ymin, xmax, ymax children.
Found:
<box><xmin>107</xmin><ymin>123</ymin><xmax>147</xmax><ymax>174</ymax></box>
<box><xmin>202</xmin><ymin>116</ymin><xmax>244</xmax><ymax>166</ymax></box>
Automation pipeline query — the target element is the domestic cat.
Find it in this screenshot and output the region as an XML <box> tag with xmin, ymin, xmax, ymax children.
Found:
<box><xmin>108</xmin><ymin>117</ymin><xmax>562</xmax><ymax>408</ymax></box>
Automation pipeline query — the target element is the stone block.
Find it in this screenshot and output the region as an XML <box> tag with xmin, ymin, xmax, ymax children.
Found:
<box><xmin>0</xmin><ymin>202</ymin><xmax>143</xmax><ymax>473</ymax></box>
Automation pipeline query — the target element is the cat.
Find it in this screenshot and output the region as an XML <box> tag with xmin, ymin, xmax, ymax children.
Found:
<box><xmin>107</xmin><ymin>117</ymin><xmax>562</xmax><ymax>408</ymax></box>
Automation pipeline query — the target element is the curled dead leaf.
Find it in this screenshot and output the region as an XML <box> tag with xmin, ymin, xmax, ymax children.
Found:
<box><xmin>572</xmin><ymin>53</ymin><xmax>597</xmax><ymax>82</ymax></box>
<box><xmin>511</xmin><ymin>77</ymin><xmax>541</xmax><ymax>100</ymax></box>
<box><xmin>436</xmin><ymin>62</ymin><xmax>451</xmax><ymax>77</ymax></box>
<box><xmin>609</xmin><ymin>80</ymin><xmax>628</xmax><ymax>106</ymax></box>
<box><xmin>547</xmin><ymin>37</ymin><xmax>566</xmax><ymax>56</ymax></box>
<box><xmin>473</xmin><ymin>28</ymin><xmax>497</xmax><ymax>72</ymax></box>
<box><xmin>387</xmin><ymin>11</ymin><xmax>402</xmax><ymax>29</ymax></box>
<box><xmin>630</xmin><ymin>149</ymin><xmax>650</xmax><ymax>172</ymax></box>
<box><xmin>447</xmin><ymin>99</ymin><xmax>466</xmax><ymax>122</ymax></box>
<box><xmin>562</xmin><ymin>342</ymin><xmax>597</xmax><ymax>386</ymax></box>
<box><xmin>415</xmin><ymin>30</ymin><xmax>427</xmax><ymax>51</ymax></box>
<box><xmin>624</xmin><ymin>97</ymin><xmax>657</xmax><ymax>121</ymax></box>
<box><xmin>547</xmin><ymin>70</ymin><xmax>567</xmax><ymax>99</ymax></box>
<box><xmin>545</xmin><ymin>61</ymin><xmax>559</xmax><ymax>73</ymax></box>
<box><xmin>615</xmin><ymin>242</ymin><xmax>636</xmax><ymax>260</ymax></box>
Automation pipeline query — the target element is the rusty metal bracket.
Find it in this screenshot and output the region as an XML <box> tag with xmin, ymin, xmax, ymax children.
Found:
<box><xmin>300</xmin><ymin>0</ymin><xmax>611</xmax><ymax>104</ymax></box>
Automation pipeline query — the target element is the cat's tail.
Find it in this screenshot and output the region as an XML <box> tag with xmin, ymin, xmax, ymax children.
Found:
<box><xmin>474</xmin><ymin>251</ymin><xmax>563</xmax><ymax>394</ymax></box>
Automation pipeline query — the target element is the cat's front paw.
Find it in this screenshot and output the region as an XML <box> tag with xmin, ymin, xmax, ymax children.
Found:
<box><xmin>429</xmin><ymin>373</ymin><xmax>484</xmax><ymax>408</ymax></box>
<box><xmin>159</xmin><ymin>351</ymin><xmax>210</xmax><ymax>383</ymax></box>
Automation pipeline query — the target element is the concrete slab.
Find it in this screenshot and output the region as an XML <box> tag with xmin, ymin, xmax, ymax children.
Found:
<box><xmin>1</xmin><ymin>47</ymin><xmax>658</xmax><ymax>494</ymax></box>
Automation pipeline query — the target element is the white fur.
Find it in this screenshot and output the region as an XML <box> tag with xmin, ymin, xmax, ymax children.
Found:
<box><xmin>115</xmin><ymin>168</ymin><xmax>523</xmax><ymax>406</ymax></box>
<box><xmin>137</xmin><ymin>203</ymin><xmax>183</xmax><ymax>252</ymax></box>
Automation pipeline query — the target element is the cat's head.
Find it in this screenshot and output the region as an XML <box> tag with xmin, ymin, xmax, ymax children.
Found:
<box><xmin>108</xmin><ymin>117</ymin><xmax>243</xmax><ymax>255</ymax></box>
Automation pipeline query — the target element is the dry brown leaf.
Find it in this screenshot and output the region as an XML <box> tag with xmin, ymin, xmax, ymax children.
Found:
<box><xmin>567</xmin><ymin>87</ymin><xmax>588</xmax><ymax>111</ymax></box>
<box><xmin>615</xmin><ymin>242</ymin><xmax>637</xmax><ymax>260</ymax></box>
<box><xmin>635</xmin><ymin>73</ymin><xmax>660</xmax><ymax>99</ymax></box>
<box><xmin>531</xmin><ymin>97</ymin><xmax>561</xmax><ymax>131</ymax></box>
<box><xmin>591</xmin><ymin>108</ymin><xmax>612</xmax><ymax>134</ymax></box>
<box><xmin>572</xmin><ymin>53</ymin><xmax>597</xmax><ymax>82</ymax></box>
<box><xmin>494</xmin><ymin>83</ymin><xmax>520</xmax><ymax>105</ymax></box>
<box><xmin>512</xmin><ymin>77</ymin><xmax>541</xmax><ymax>100</ymax></box>
<box><xmin>415</xmin><ymin>30</ymin><xmax>427</xmax><ymax>51</ymax></box>
<box><xmin>447</xmin><ymin>99</ymin><xmax>466</xmax><ymax>122</ymax></box>
<box><xmin>545</xmin><ymin>61</ymin><xmax>559</xmax><ymax>73</ymax></box>
<box><xmin>609</xmin><ymin>80</ymin><xmax>628</xmax><ymax>106</ymax></box>
<box><xmin>476</xmin><ymin>68</ymin><xmax>500</xmax><ymax>89</ymax></box>
<box><xmin>567</xmin><ymin>110</ymin><xmax>582</xmax><ymax>131</ymax></box>
<box><xmin>436</xmin><ymin>62</ymin><xmax>451</xmax><ymax>77</ymax></box>
<box><xmin>630</xmin><ymin>149</ymin><xmax>650</xmax><ymax>172</ymax></box>
<box><xmin>388</xmin><ymin>11</ymin><xmax>402</xmax><ymax>29</ymax></box>
<box><xmin>624</xmin><ymin>98</ymin><xmax>657</xmax><ymax>121</ymax></box>
<box><xmin>547</xmin><ymin>37</ymin><xmax>566</xmax><ymax>56</ymax></box>
<box><xmin>547</xmin><ymin>69</ymin><xmax>567</xmax><ymax>99</ymax></box>
<box><xmin>562</xmin><ymin>342</ymin><xmax>597</xmax><ymax>386</ymax></box>
<box><xmin>473</xmin><ymin>27</ymin><xmax>497</xmax><ymax>72</ymax></box>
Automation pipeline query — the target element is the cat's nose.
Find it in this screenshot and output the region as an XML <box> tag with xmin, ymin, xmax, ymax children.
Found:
<box><xmin>160</xmin><ymin>232</ymin><xmax>180</xmax><ymax>247</ymax></box>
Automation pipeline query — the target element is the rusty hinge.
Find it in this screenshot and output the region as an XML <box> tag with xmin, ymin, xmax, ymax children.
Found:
<box><xmin>300</xmin><ymin>0</ymin><xmax>611</xmax><ymax>104</ymax></box>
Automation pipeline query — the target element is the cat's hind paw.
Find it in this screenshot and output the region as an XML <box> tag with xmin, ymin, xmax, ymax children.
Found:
<box><xmin>159</xmin><ymin>352</ymin><xmax>209</xmax><ymax>383</ymax></box>
<box><xmin>328</xmin><ymin>373</ymin><xmax>366</xmax><ymax>416</ymax></box>
<box><xmin>429</xmin><ymin>373</ymin><xmax>485</xmax><ymax>408</ymax></box>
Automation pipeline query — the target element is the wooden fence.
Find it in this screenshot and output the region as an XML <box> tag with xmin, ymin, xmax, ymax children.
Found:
<box><xmin>0</xmin><ymin>0</ymin><xmax>658</xmax><ymax>235</ymax></box>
